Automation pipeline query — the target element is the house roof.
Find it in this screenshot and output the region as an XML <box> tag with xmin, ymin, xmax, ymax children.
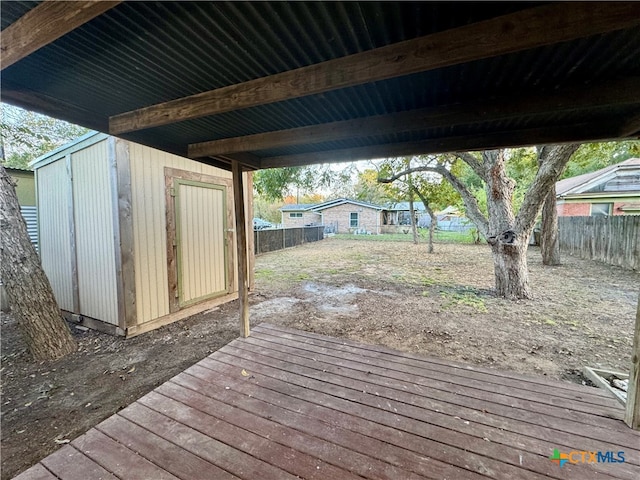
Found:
<box><xmin>556</xmin><ymin>158</ymin><xmax>640</xmax><ymax>197</ymax></box>
<box><xmin>280</xmin><ymin>204</ymin><xmax>318</xmax><ymax>212</ymax></box>
<box><xmin>385</xmin><ymin>201</ymin><xmax>427</xmax><ymax>212</ymax></box>
<box><xmin>2</xmin><ymin>2</ymin><xmax>639</xmax><ymax>172</ymax></box>
<box><xmin>313</xmin><ymin>198</ymin><xmax>384</xmax><ymax>212</ymax></box>
<box><xmin>280</xmin><ymin>198</ymin><xmax>384</xmax><ymax>212</ymax></box>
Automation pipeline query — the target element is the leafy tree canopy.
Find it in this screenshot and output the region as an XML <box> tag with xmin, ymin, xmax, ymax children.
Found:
<box><xmin>1</xmin><ymin>104</ymin><xmax>88</xmax><ymax>170</ymax></box>
<box><xmin>563</xmin><ymin>141</ymin><xmax>640</xmax><ymax>179</ymax></box>
<box><xmin>253</xmin><ymin>164</ymin><xmax>355</xmax><ymax>201</ymax></box>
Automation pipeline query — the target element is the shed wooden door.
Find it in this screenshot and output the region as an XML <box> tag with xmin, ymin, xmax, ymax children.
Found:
<box><xmin>174</xmin><ymin>180</ymin><xmax>228</xmax><ymax>307</ymax></box>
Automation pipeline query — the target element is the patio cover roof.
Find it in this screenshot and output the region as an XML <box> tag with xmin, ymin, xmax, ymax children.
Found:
<box><xmin>1</xmin><ymin>1</ymin><xmax>640</xmax><ymax>172</ymax></box>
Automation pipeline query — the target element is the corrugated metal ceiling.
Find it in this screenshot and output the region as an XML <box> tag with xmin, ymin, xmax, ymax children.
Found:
<box><xmin>2</xmin><ymin>1</ymin><xmax>639</xmax><ymax>167</ymax></box>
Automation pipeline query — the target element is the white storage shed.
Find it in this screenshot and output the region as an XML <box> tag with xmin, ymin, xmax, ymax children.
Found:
<box><xmin>32</xmin><ymin>132</ymin><xmax>254</xmax><ymax>337</ymax></box>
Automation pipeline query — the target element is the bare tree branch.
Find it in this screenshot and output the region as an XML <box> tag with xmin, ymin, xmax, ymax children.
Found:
<box><xmin>379</xmin><ymin>164</ymin><xmax>489</xmax><ymax>237</ymax></box>
<box><xmin>377</xmin><ymin>165</ymin><xmax>438</xmax><ymax>184</ymax></box>
<box><xmin>453</xmin><ymin>151</ymin><xmax>486</xmax><ymax>179</ymax></box>
<box><xmin>514</xmin><ymin>143</ymin><xmax>580</xmax><ymax>234</ymax></box>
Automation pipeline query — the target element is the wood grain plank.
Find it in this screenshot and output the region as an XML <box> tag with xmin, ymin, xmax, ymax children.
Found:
<box><xmin>40</xmin><ymin>444</ymin><xmax>118</xmax><ymax>480</ymax></box>
<box><xmin>253</xmin><ymin>328</ymin><xmax>622</xmax><ymax>410</ymax></box>
<box><xmin>139</xmin><ymin>389</ymin><xmax>363</xmax><ymax>480</ymax></box>
<box><xmin>259</xmin><ymin>122</ymin><xmax>622</xmax><ymax>168</ymax></box>
<box><xmin>625</xmin><ymin>292</ymin><xmax>640</xmax><ymax>429</ymax></box>
<box><xmin>118</xmin><ymin>401</ymin><xmax>300</xmax><ymax>480</ymax></box>
<box><xmin>178</xmin><ymin>365</ymin><xmax>602</xmax><ymax>480</ymax></box>
<box><xmin>109</xmin><ymin>2</ymin><xmax>640</xmax><ymax>134</ymax></box>
<box><xmin>1</xmin><ymin>1</ymin><xmax>121</xmax><ymax>70</ymax></box>
<box><xmin>146</xmin><ymin>382</ymin><xmax>426</xmax><ymax>480</ymax></box>
<box><xmin>114</xmin><ymin>138</ymin><xmax>136</xmax><ymax>329</ymax></box>
<box><xmin>159</xmin><ymin>376</ymin><xmax>486</xmax><ymax>480</ymax></box>
<box><xmin>96</xmin><ymin>414</ymin><xmax>238</xmax><ymax>480</ymax></box>
<box><xmin>259</xmin><ymin>323</ymin><xmax>615</xmax><ymax>398</ymax></box>
<box><xmin>232</xmin><ymin>160</ymin><xmax>249</xmax><ymax>337</ymax></box>
<box><xmin>72</xmin><ymin>428</ymin><xmax>180</xmax><ymax>480</ymax></box>
<box><xmin>222</xmin><ymin>340</ymin><xmax>625</xmax><ymax>424</ymax></box>
<box><xmin>189</xmin><ymin>77</ymin><xmax>640</xmax><ymax>157</ymax></box>
<box><xmin>184</xmin><ymin>360</ymin><xmax>640</xmax><ymax>469</ymax></box>
<box><xmin>203</xmin><ymin>347</ymin><xmax>640</xmax><ymax>449</ymax></box>
<box><xmin>257</xmin><ymin>325</ymin><xmax>618</xmax><ymax>406</ymax></box>
<box><xmin>12</xmin><ymin>464</ymin><xmax>58</xmax><ymax>480</ymax></box>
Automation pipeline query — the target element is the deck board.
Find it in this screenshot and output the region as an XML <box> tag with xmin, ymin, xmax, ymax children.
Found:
<box><xmin>13</xmin><ymin>323</ymin><xmax>640</xmax><ymax>480</ymax></box>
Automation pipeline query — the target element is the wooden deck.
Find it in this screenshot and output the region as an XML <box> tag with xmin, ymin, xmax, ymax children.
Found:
<box><xmin>15</xmin><ymin>323</ymin><xmax>640</xmax><ymax>480</ymax></box>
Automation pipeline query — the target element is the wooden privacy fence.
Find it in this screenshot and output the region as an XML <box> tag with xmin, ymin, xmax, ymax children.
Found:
<box><xmin>254</xmin><ymin>225</ymin><xmax>324</xmax><ymax>254</ymax></box>
<box><xmin>558</xmin><ymin>215</ymin><xmax>639</xmax><ymax>270</ymax></box>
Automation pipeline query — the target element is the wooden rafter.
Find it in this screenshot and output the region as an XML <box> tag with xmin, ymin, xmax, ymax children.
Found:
<box><xmin>260</xmin><ymin>122</ymin><xmax>624</xmax><ymax>169</ymax></box>
<box><xmin>109</xmin><ymin>2</ymin><xmax>640</xmax><ymax>135</ymax></box>
<box><xmin>214</xmin><ymin>152</ymin><xmax>262</xmax><ymax>170</ymax></box>
<box><xmin>619</xmin><ymin>114</ymin><xmax>640</xmax><ymax>138</ymax></box>
<box><xmin>188</xmin><ymin>78</ymin><xmax>640</xmax><ymax>158</ymax></box>
<box><xmin>1</xmin><ymin>1</ymin><xmax>121</xmax><ymax>71</ymax></box>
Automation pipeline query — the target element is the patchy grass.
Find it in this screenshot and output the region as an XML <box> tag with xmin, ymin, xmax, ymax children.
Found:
<box><xmin>254</xmin><ymin>237</ymin><xmax>637</xmax><ymax>384</ymax></box>
<box><xmin>333</xmin><ymin>229</ymin><xmax>476</xmax><ymax>244</ymax></box>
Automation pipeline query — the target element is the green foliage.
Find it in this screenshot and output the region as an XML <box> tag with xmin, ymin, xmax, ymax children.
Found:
<box><xmin>562</xmin><ymin>141</ymin><xmax>640</xmax><ymax>179</ymax></box>
<box><xmin>507</xmin><ymin>147</ymin><xmax>538</xmax><ymax>213</ymax></box>
<box><xmin>1</xmin><ymin>104</ymin><xmax>88</xmax><ymax>169</ymax></box>
<box><xmin>253</xmin><ymin>195</ymin><xmax>284</xmax><ymax>224</ymax></box>
<box><xmin>378</xmin><ymin>155</ymin><xmax>462</xmax><ymax>211</ymax></box>
<box><xmin>440</xmin><ymin>290</ymin><xmax>487</xmax><ymax>313</ymax></box>
<box><xmin>333</xmin><ymin>230</ymin><xmax>475</xmax><ymax>244</ymax></box>
<box><xmin>253</xmin><ymin>164</ymin><xmax>355</xmax><ymax>201</ymax></box>
<box><xmin>353</xmin><ymin>169</ymin><xmax>396</xmax><ymax>204</ymax></box>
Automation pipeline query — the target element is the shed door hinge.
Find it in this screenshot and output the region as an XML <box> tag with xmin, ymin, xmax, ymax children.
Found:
<box><xmin>169</xmin><ymin>187</ymin><xmax>176</xmax><ymax>197</ymax></box>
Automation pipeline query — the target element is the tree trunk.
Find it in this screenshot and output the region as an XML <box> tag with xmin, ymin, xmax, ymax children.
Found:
<box><xmin>540</xmin><ymin>181</ymin><xmax>561</xmax><ymax>265</ymax></box>
<box><xmin>408</xmin><ymin>192</ymin><xmax>418</xmax><ymax>244</ymax></box>
<box><xmin>489</xmin><ymin>232</ymin><xmax>532</xmax><ymax>300</ymax></box>
<box><xmin>411</xmin><ymin>187</ymin><xmax>436</xmax><ymax>254</ymax></box>
<box><xmin>427</xmin><ymin>208</ymin><xmax>436</xmax><ymax>254</ymax></box>
<box><xmin>0</xmin><ymin>166</ymin><xmax>76</xmax><ymax>361</ymax></box>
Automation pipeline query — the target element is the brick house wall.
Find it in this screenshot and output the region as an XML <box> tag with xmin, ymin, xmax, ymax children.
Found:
<box><xmin>558</xmin><ymin>200</ymin><xmax>636</xmax><ymax>216</ymax></box>
<box><xmin>613</xmin><ymin>202</ymin><xmax>638</xmax><ymax>215</ymax></box>
<box><xmin>320</xmin><ymin>204</ymin><xmax>381</xmax><ymax>234</ymax></box>
<box><xmin>282</xmin><ymin>211</ymin><xmax>322</xmax><ymax>228</ymax></box>
<box><xmin>557</xmin><ymin>202</ymin><xmax>590</xmax><ymax>216</ymax></box>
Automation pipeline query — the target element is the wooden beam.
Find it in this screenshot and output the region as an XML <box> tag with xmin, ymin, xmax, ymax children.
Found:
<box><xmin>1</xmin><ymin>1</ymin><xmax>121</xmax><ymax>70</ymax></box>
<box><xmin>1</xmin><ymin>83</ymin><xmax>108</xmax><ymax>132</ymax></box>
<box><xmin>260</xmin><ymin>122</ymin><xmax>623</xmax><ymax>168</ymax></box>
<box><xmin>189</xmin><ymin>78</ymin><xmax>640</xmax><ymax>157</ymax></box>
<box><xmin>232</xmin><ymin>160</ymin><xmax>250</xmax><ymax>338</ymax></box>
<box><xmin>625</xmin><ymin>291</ymin><xmax>640</xmax><ymax>429</ymax></box>
<box><xmin>109</xmin><ymin>2</ymin><xmax>640</xmax><ymax>134</ymax></box>
<box><xmin>619</xmin><ymin>113</ymin><xmax>640</xmax><ymax>138</ymax></box>
<box><xmin>215</xmin><ymin>152</ymin><xmax>262</xmax><ymax>170</ymax></box>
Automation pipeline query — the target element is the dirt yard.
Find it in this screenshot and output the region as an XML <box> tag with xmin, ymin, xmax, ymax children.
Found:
<box><xmin>1</xmin><ymin>237</ymin><xmax>638</xmax><ymax>478</ymax></box>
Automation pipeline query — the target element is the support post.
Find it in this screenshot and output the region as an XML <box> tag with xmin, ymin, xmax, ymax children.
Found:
<box><xmin>232</xmin><ymin>160</ymin><xmax>250</xmax><ymax>337</ymax></box>
<box><xmin>625</xmin><ymin>291</ymin><xmax>640</xmax><ymax>429</ymax></box>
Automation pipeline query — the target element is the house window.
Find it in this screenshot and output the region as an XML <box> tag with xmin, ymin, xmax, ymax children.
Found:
<box><xmin>350</xmin><ymin>212</ymin><xmax>359</xmax><ymax>228</ymax></box>
<box><xmin>590</xmin><ymin>203</ymin><xmax>612</xmax><ymax>216</ymax></box>
<box><xmin>289</xmin><ymin>212</ymin><xmax>303</xmax><ymax>218</ymax></box>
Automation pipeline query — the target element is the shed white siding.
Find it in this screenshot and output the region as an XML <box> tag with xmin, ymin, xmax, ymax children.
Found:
<box><xmin>34</xmin><ymin>132</ymin><xmax>250</xmax><ymax>335</ymax></box>
<box><xmin>37</xmin><ymin>160</ymin><xmax>74</xmax><ymax>311</ymax></box>
<box><xmin>71</xmin><ymin>142</ymin><xmax>119</xmax><ymax>325</ymax></box>
<box><xmin>128</xmin><ymin>143</ymin><xmax>233</xmax><ymax>324</ymax></box>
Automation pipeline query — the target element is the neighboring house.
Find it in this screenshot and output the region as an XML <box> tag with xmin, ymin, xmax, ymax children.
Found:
<box><xmin>281</xmin><ymin>198</ymin><xmax>384</xmax><ymax>234</ymax></box>
<box><xmin>556</xmin><ymin>158</ymin><xmax>640</xmax><ymax>216</ymax></box>
<box><xmin>6</xmin><ymin>167</ymin><xmax>38</xmax><ymax>249</ymax></box>
<box><xmin>383</xmin><ymin>201</ymin><xmax>427</xmax><ymax>227</ymax></box>
<box><xmin>31</xmin><ymin>131</ymin><xmax>253</xmax><ymax>336</ymax></box>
